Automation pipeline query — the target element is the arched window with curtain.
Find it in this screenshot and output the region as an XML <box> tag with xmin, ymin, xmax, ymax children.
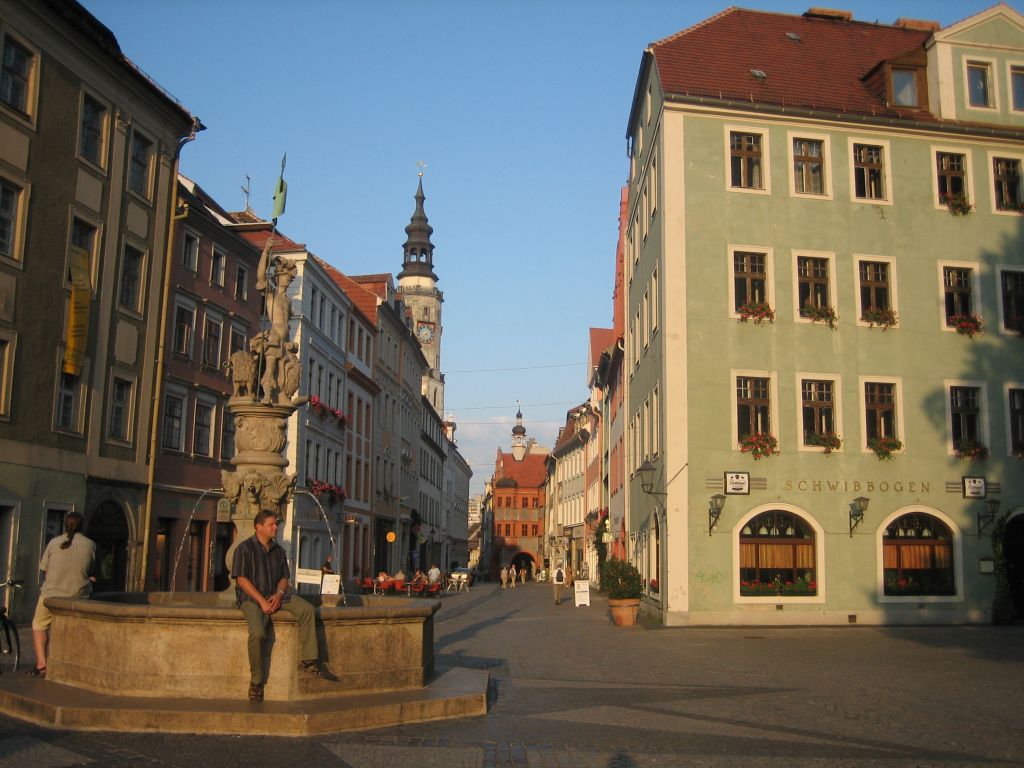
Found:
<box><xmin>739</xmin><ymin>510</ymin><xmax>816</xmax><ymax>595</ymax></box>
<box><xmin>883</xmin><ymin>512</ymin><xmax>954</xmax><ymax>595</ymax></box>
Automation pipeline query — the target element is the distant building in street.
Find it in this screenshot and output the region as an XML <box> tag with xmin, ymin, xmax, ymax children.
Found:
<box><xmin>492</xmin><ymin>410</ymin><xmax>548</xmax><ymax>577</ymax></box>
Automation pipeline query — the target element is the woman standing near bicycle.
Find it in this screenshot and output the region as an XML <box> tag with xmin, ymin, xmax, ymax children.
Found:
<box><xmin>31</xmin><ymin>511</ymin><xmax>95</xmax><ymax>677</ymax></box>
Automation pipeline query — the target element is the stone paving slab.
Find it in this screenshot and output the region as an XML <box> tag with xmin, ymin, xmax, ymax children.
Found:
<box><xmin>1</xmin><ymin>581</ymin><xmax>1022</xmax><ymax>767</ymax></box>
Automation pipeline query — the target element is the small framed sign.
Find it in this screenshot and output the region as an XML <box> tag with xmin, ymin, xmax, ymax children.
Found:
<box><xmin>962</xmin><ymin>476</ymin><xmax>987</xmax><ymax>499</ymax></box>
<box><xmin>216</xmin><ymin>498</ymin><xmax>232</xmax><ymax>522</ymax></box>
<box><xmin>724</xmin><ymin>472</ymin><xmax>750</xmax><ymax>495</ymax></box>
<box><xmin>321</xmin><ymin>574</ymin><xmax>341</xmax><ymax>595</ymax></box>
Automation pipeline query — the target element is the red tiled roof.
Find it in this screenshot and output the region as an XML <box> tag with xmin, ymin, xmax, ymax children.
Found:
<box><xmin>589</xmin><ymin>328</ymin><xmax>615</xmax><ymax>371</ymax></box>
<box><xmin>650</xmin><ymin>7</ymin><xmax>933</xmax><ymax>120</ymax></box>
<box><xmin>315</xmin><ymin>257</ymin><xmax>379</xmax><ymax>325</ymax></box>
<box><xmin>228</xmin><ymin>214</ymin><xmax>305</xmax><ymax>251</ymax></box>
<box><xmin>349</xmin><ymin>274</ymin><xmax>395</xmax><ymax>301</ymax></box>
<box><xmin>494</xmin><ymin>451</ymin><xmax>548</xmax><ymax>488</ymax></box>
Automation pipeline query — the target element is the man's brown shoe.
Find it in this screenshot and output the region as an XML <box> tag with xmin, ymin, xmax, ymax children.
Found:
<box><xmin>300</xmin><ymin>659</ymin><xmax>321</xmax><ymax>678</ymax></box>
<box><xmin>247</xmin><ymin>683</ymin><xmax>264</xmax><ymax>702</ymax></box>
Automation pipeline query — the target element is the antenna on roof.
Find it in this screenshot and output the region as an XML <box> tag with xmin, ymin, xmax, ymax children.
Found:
<box><xmin>241</xmin><ymin>174</ymin><xmax>251</xmax><ymax>210</ymax></box>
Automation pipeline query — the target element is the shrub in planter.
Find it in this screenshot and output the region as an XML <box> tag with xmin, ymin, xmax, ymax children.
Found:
<box><xmin>600</xmin><ymin>558</ymin><xmax>644</xmax><ymax>600</ymax></box>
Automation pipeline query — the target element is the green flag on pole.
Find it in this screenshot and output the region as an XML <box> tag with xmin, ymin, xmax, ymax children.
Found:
<box><xmin>271</xmin><ymin>153</ymin><xmax>287</xmax><ymax>222</ymax></box>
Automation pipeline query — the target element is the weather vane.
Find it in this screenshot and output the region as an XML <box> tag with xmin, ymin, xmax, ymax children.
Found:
<box><xmin>241</xmin><ymin>174</ymin><xmax>251</xmax><ymax>210</ymax></box>
<box><xmin>416</xmin><ymin>160</ymin><xmax>427</xmax><ymax>178</ymax></box>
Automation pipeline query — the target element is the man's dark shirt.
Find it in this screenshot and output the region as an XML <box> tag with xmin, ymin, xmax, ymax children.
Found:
<box><xmin>233</xmin><ymin>534</ymin><xmax>290</xmax><ymax>605</ymax></box>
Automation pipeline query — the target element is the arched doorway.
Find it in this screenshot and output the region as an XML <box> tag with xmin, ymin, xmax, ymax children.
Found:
<box><xmin>511</xmin><ymin>552</ymin><xmax>535</xmax><ymax>580</ymax></box>
<box><xmin>1004</xmin><ymin>513</ymin><xmax>1024</xmax><ymax>619</ymax></box>
<box><xmin>88</xmin><ymin>502</ymin><xmax>129</xmax><ymax>593</ymax></box>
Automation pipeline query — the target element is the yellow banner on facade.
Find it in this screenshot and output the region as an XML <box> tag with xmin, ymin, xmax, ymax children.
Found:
<box><xmin>64</xmin><ymin>245</ymin><xmax>91</xmax><ymax>376</ymax></box>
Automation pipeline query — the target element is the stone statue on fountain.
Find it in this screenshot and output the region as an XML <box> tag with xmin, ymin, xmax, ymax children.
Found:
<box><xmin>221</xmin><ymin>236</ymin><xmax>305</xmax><ymax>584</ymax></box>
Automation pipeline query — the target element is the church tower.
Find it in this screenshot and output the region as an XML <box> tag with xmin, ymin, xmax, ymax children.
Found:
<box><xmin>397</xmin><ymin>174</ymin><xmax>444</xmax><ymax>415</ymax></box>
<box><xmin>511</xmin><ymin>407</ymin><xmax>527</xmax><ymax>461</ymax></box>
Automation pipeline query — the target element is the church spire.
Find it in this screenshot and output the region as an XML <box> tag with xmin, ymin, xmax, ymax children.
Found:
<box><xmin>398</xmin><ymin>175</ymin><xmax>437</xmax><ymax>280</ymax></box>
<box><xmin>511</xmin><ymin>403</ymin><xmax>527</xmax><ymax>460</ymax></box>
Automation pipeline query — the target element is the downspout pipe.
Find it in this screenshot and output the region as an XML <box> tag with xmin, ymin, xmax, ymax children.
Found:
<box><xmin>139</xmin><ymin>116</ymin><xmax>204</xmax><ymax>590</ymax></box>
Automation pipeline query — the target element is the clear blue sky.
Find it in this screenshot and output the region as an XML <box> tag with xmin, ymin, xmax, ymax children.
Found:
<box><xmin>82</xmin><ymin>0</ymin><xmax>1015</xmax><ymax>492</ymax></box>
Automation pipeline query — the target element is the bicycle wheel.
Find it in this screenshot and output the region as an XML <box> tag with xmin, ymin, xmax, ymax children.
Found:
<box><xmin>0</xmin><ymin>617</ymin><xmax>19</xmax><ymax>674</ymax></box>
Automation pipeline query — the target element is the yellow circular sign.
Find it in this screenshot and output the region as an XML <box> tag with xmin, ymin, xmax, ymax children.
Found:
<box><xmin>386</xmin><ymin>531</ymin><xmax>397</xmax><ymax>543</ymax></box>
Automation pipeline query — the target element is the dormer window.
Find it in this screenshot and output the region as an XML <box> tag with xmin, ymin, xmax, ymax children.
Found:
<box><xmin>892</xmin><ymin>69</ymin><xmax>919</xmax><ymax>107</ymax></box>
<box><xmin>966</xmin><ymin>61</ymin><xmax>993</xmax><ymax>108</ymax></box>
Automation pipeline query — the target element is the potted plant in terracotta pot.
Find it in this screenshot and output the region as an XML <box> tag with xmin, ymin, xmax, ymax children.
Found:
<box><xmin>601</xmin><ymin>558</ymin><xmax>644</xmax><ymax>626</ymax></box>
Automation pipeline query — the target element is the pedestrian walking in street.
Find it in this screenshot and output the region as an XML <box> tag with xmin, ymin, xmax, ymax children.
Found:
<box><xmin>552</xmin><ymin>562</ymin><xmax>565</xmax><ymax>605</ymax></box>
<box><xmin>520</xmin><ymin>566</ymin><xmax>527</xmax><ymax>586</ymax></box>
<box><xmin>31</xmin><ymin>511</ymin><xmax>95</xmax><ymax>678</ymax></box>
<box><xmin>509</xmin><ymin>563</ymin><xmax>517</xmax><ymax>588</ymax></box>
<box><xmin>234</xmin><ymin>510</ymin><xmax>324</xmax><ymax>702</ymax></box>
<box><xmin>500</xmin><ymin>565</ymin><xmax>509</xmax><ymax>589</ymax></box>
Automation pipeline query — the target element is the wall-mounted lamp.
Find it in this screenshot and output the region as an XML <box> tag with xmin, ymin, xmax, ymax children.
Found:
<box><xmin>708</xmin><ymin>494</ymin><xmax>727</xmax><ymax>535</ymax></box>
<box><xmin>638</xmin><ymin>458</ymin><xmax>662</xmax><ymax>496</ymax></box>
<box><xmin>850</xmin><ymin>496</ymin><xmax>869</xmax><ymax>536</ymax></box>
<box><xmin>978</xmin><ymin>497</ymin><xmax>999</xmax><ymax>537</ymax></box>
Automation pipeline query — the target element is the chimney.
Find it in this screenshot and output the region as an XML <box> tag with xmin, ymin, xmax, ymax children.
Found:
<box><xmin>804</xmin><ymin>8</ymin><xmax>854</xmax><ymax>22</ymax></box>
<box><xmin>894</xmin><ymin>18</ymin><xmax>940</xmax><ymax>32</ymax></box>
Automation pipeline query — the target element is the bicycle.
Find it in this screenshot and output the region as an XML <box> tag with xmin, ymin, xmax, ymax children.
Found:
<box><xmin>0</xmin><ymin>579</ymin><xmax>23</xmax><ymax>674</ymax></box>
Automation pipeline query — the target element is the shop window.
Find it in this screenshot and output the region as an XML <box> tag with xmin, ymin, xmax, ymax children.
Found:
<box><xmin>739</xmin><ymin>510</ymin><xmax>816</xmax><ymax>595</ymax></box>
<box><xmin>883</xmin><ymin>513</ymin><xmax>954</xmax><ymax>596</ymax></box>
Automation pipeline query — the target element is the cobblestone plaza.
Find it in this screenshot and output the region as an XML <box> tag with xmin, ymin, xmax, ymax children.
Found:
<box><xmin>2</xmin><ymin>581</ymin><xmax>1022</xmax><ymax>767</ymax></box>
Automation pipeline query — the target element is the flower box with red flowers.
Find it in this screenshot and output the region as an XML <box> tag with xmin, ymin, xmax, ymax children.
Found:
<box><xmin>949</xmin><ymin>314</ymin><xmax>983</xmax><ymax>338</ymax></box>
<box><xmin>802</xmin><ymin>303</ymin><xmax>838</xmax><ymax>329</ymax></box>
<box><xmin>307</xmin><ymin>479</ymin><xmax>346</xmax><ymax>505</ymax></box>
<box><xmin>868</xmin><ymin>436</ymin><xmax>902</xmax><ymax>460</ymax></box>
<box><xmin>737</xmin><ymin>301</ymin><xmax>775</xmax><ymax>325</ymax></box>
<box><xmin>861</xmin><ymin>307</ymin><xmax>898</xmax><ymax>330</ymax></box>
<box><xmin>308</xmin><ymin>396</ymin><xmax>348</xmax><ymax>427</ymax></box>
<box><xmin>808</xmin><ymin>432</ymin><xmax>842</xmax><ymax>454</ymax></box>
<box><xmin>740</xmin><ymin>432</ymin><xmax>778</xmax><ymax>460</ymax></box>
<box><xmin>943</xmin><ymin>194</ymin><xmax>974</xmax><ymax>216</ymax></box>
<box><xmin>954</xmin><ymin>439</ymin><xmax>989</xmax><ymax>462</ymax></box>
<box><xmin>740</xmin><ymin>575</ymin><xmax>816</xmax><ymax>597</ymax></box>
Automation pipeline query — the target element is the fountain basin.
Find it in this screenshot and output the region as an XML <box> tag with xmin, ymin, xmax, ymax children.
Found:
<box><xmin>45</xmin><ymin>593</ymin><xmax>437</xmax><ymax>702</ymax></box>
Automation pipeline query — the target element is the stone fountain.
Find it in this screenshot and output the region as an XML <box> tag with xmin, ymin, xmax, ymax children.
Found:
<box><xmin>0</xmin><ymin>239</ymin><xmax>487</xmax><ymax>735</ymax></box>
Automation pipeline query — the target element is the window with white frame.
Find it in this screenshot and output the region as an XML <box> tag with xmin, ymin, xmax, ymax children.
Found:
<box><xmin>651</xmin><ymin>384</ymin><xmax>660</xmax><ymax>457</ymax></box>
<box><xmin>799</xmin><ymin>377</ymin><xmax>839</xmax><ymax>450</ymax></box>
<box><xmin>966</xmin><ymin>60</ymin><xmax>995</xmax><ymax>109</ymax></box>
<box><xmin>173</xmin><ymin>299</ymin><xmax>196</xmax><ymax>357</ymax></box>
<box><xmin>940</xmin><ymin>263</ymin><xmax>979</xmax><ymax>327</ymax></box>
<box><xmin>127</xmin><ymin>130</ymin><xmax>153</xmax><ymax>198</ymax></box>
<box><xmin>795</xmin><ymin>253</ymin><xmax>835</xmax><ymax>322</ymax></box>
<box><xmin>202</xmin><ymin>312</ymin><xmax>222</xmax><ymax>368</ymax></box>
<box><xmin>946</xmin><ymin>383</ymin><xmax>987</xmax><ymax>455</ymax></box>
<box><xmin>181</xmin><ymin>230</ymin><xmax>199</xmax><ymax>272</ymax></box>
<box><xmin>935</xmin><ymin>150</ymin><xmax>969</xmax><ymax>206</ymax></box>
<box><xmin>1012</xmin><ymin>65</ymin><xmax>1024</xmax><ymax>111</ymax></box>
<box><xmin>791</xmin><ymin>136</ymin><xmax>828</xmax><ymax>196</ymax></box>
<box><xmin>0</xmin><ymin>33</ymin><xmax>34</xmax><ymax>116</ymax></box>
<box><xmin>728</xmin><ymin>129</ymin><xmax>767</xmax><ymax>191</ymax></box>
<box><xmin>0</xmin><ymin>331</ymin><xmax>14</xmax><ymax>418</ymax></box>
<box><xmin>221</xmin><ymin>407</ymin><xmax>235</xmax><ymax>461</ymax></box>
<box><xmin>78</xmin><ymin>92</ymin><xmax>107</xmax><ymax>166</ymax></box>
<box><xmin>234</xmin><ymin>263</ymin><xmax>248</xmax><ymax>300</ymax></box>
<box><xmin>162</xmin><ymin>391</ymin><xmax>185</xmax><ymax>451</ymax></box>
<box><xmin>857</xmin><ymin>258</ymin><xmax>897</xmax><ymax>327</ymax></box>
<box><xmin>210</xmin><ymin>247</ymin><xmax>226</xmax><ymax>287</ymax></box>
<box><xmin>641</xmin><ymin>289</ymin><xmax>649</xmax><ymax>348</ymax></box>
<box><xmin>118</xmin><ymin>244</ymin><xmax>144</xmax><ymax>312</ymax></box>
<box><xmin>1008</xmin><ymin>387</ymin><xmax>1024</xmax><ymax>457</ymax></box>
<box><xmin>68</xmin><ymin>216</ymin><xmax>98</xmax><ymax>288</ymax></box>
<box><xmin>193</xmin><ymin>400</ymin><xmax>214</xmax><ymax>457</ymax></box>
<box><xmin>735</xmin><ymin>374</ymin><xmax>772</xmax><ymax>442</ymax></box>
<box><xmin>55</xmin><ymin>369</ymin><xmax>83</xmax><ymax>433</ymax></box>
<box><xmin>1000</xmin><ymin>268</ymin><xmax>1024</xmax><ymax>333</ymax></box>
<box><xmin>851</xmin><ymin>142</ymin><xmax>888</xmax><ymax>201</ymax></box>
<box><xmin>992</xmin><ymin>155</ymin><xmax>1022</xmax><ymax>211</ymax></box>
<box><xmin>862</xmin><ymin>379</ymin><xmax>901</xmax><ymax>451</ymax></box>
<box><xmin>730</xmin><ymin>247</ymin><xmax>772</xmax><ymax>315</ymax></box>
<box><xmin>651</xmin><ymin>266</ymin><xmax>659</xmax><ymax>334</ymax></box>
<box><xmin>108</xmin><ymin>375</ymin><xmax>133</xmax><ymax>442</ymax></box>
<box><xmin>0</xmin><ymin>175</ymin><xmax>24</xmax><ymax>262</ymax></box>
<box><xmin>740</xmin><ymin>510</ymin><xmax>817</xmax><ymax>596</ymax></box>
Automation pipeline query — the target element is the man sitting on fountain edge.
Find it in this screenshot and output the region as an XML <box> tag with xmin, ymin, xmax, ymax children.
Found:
<box><xmin>234</xmin><ymin>509</ymin><xmax>323</xmax><ymax>701</ymax></box>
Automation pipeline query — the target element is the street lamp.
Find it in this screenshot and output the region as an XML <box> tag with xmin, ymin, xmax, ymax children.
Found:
<box><xmin>850</xmin><ymin>496</ymin><xmax>870</xmax><ymax>537</ymax></box>
<box><xmin>708</xmin><ymin>494</ymin><xmax>727</xmax><ymax>535</ymax></box>
<box><xmin>638</xmin><ymin>458</ymin><xmax>660</xmax><ymax>496</ymax></box>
